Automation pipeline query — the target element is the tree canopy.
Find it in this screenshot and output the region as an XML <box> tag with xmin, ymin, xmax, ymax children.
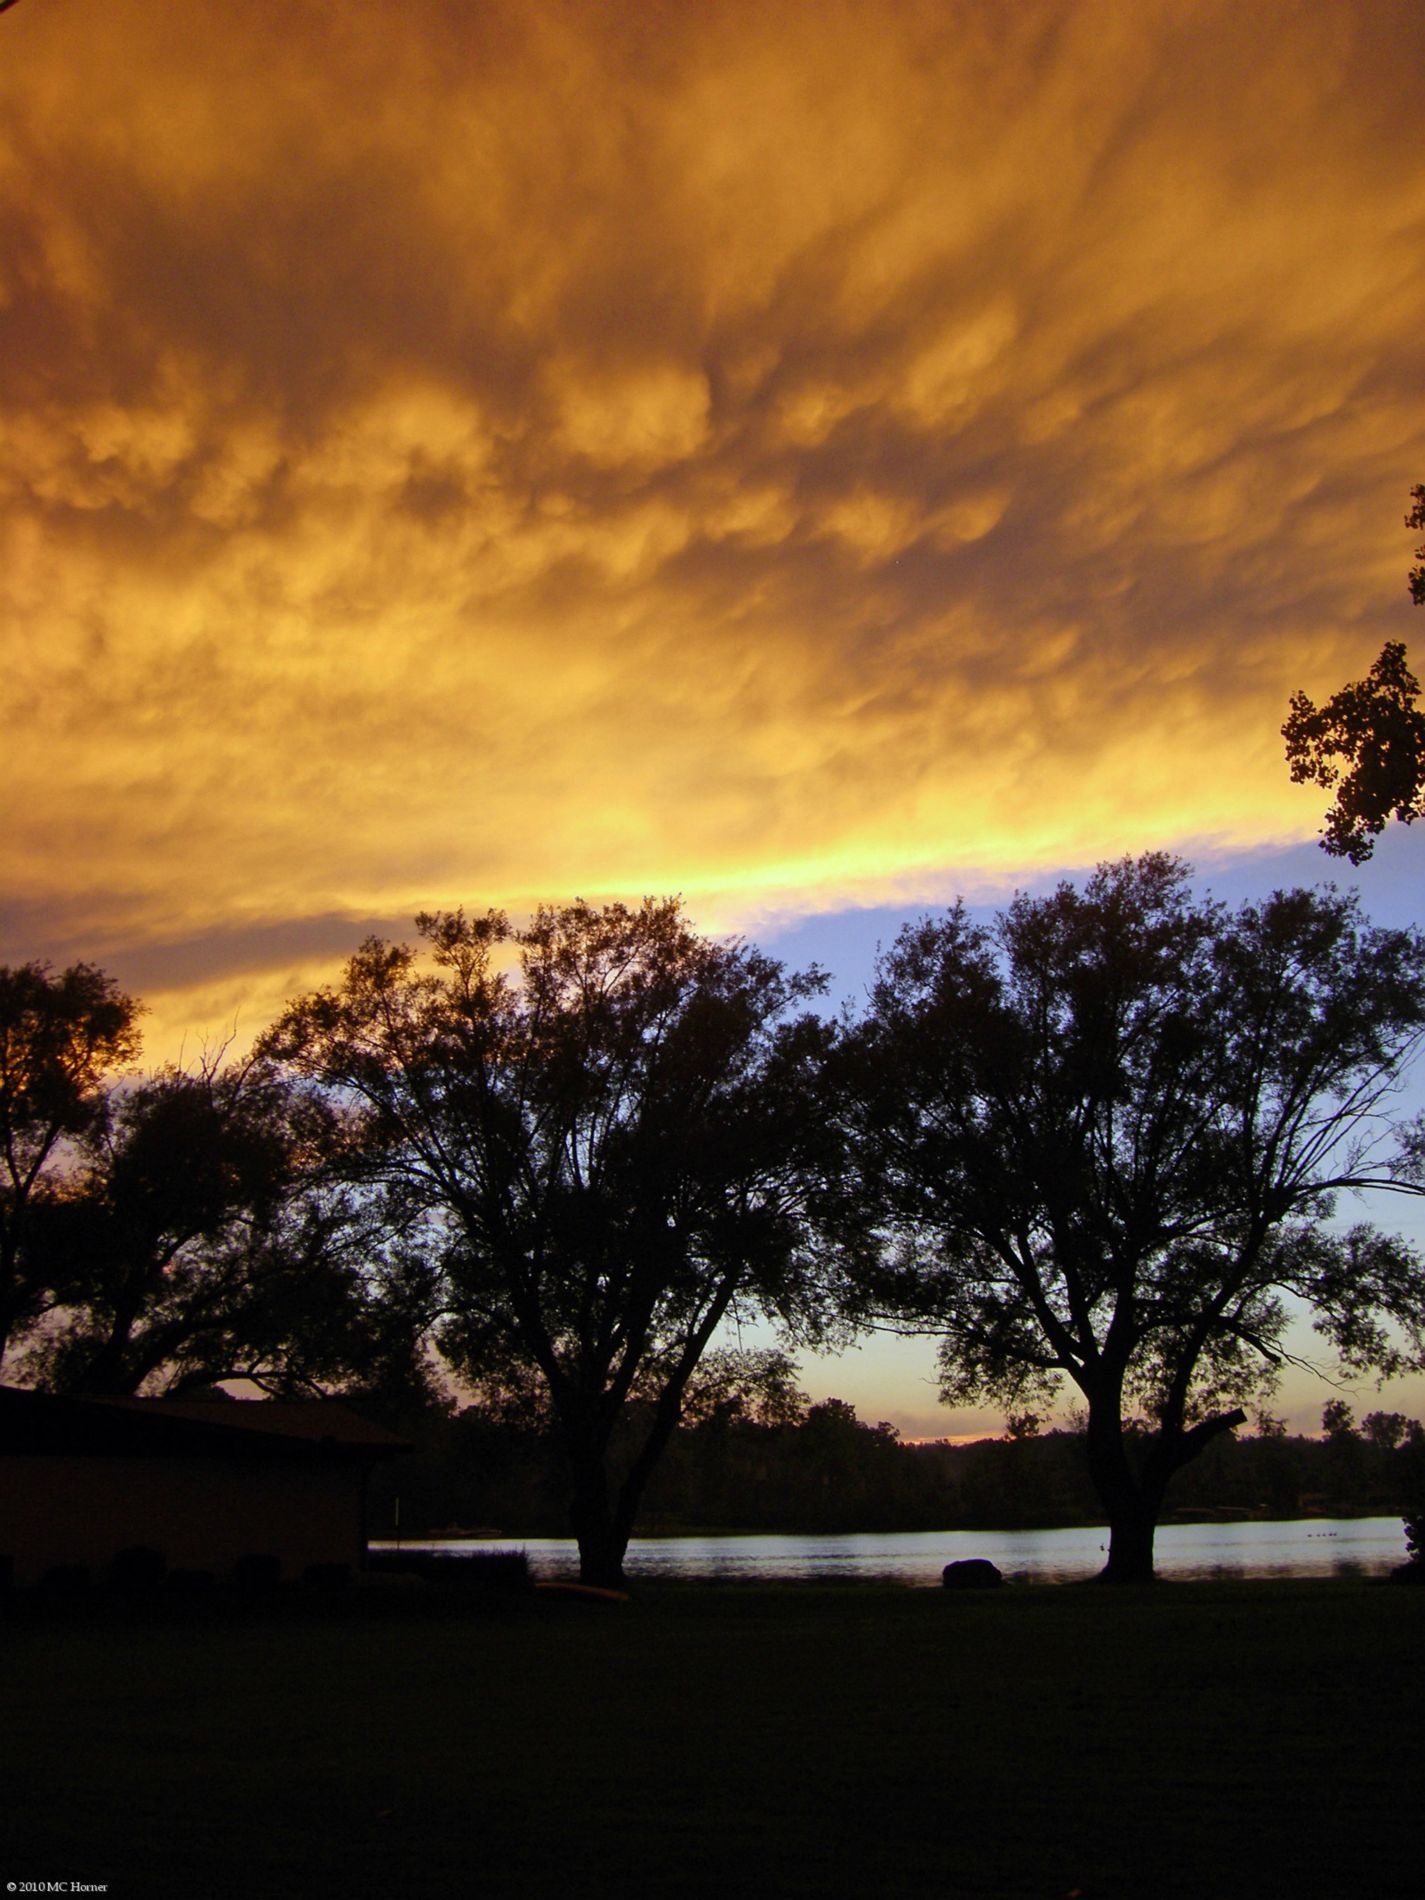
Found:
<box><xmin>263</xmin><ymin>898</ymin><xmax>841</xmax><ymax>1585</ymax></box>
<box><xmin>0</xmin><ymin>961</ymin><xmax>141</xmax><ymax>1361</ymax></box>
<box><xmin>1283</xmin><ymin>486</ymin><xmax>1425</xmax><ymax>862</ymax></box>
<box><xmin>16</xmin><ymin>1057</ymin><xmax>435</xmax><ymax>1404</ymax></box>
<box><xmin>837</xmin><ymin>854</ymin><xmax>1425</xmax><ymax>1581</ymax></box>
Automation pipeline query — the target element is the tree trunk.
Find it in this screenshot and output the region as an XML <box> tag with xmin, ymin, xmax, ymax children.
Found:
<box><xmin>573</xmin><ymin>1517</ymin><xmax>631</xmax><ymax>1590</ymax></box>
<box><xmin>1084</xmin><ymin>1398</ymin><xmax>1249</xmax><ymax>1584</ymax></box>
<box><xmin>1081</xmin><ymin>1392</ymin><xmax>1165</xmax><ymax>1584</ymax></box>
<box><xmin>566</xmin><ymin>1443</ymin><xmax>629</xmax><ymax>1587</ymax></box>
<box><xmin>1098</xmin><ymin>1491</ymin><xmax>1160</xmax><ymax>1584</ymax></box>
<box><xmin>560</xmin><ymin>1353</ymin><xmax>709</xmax><ymax>1588</ymax></box>
<box><xmin>566</xmin><ymin>1408</ymin><xmax>690</xmax><ymax>1588</ymax></box>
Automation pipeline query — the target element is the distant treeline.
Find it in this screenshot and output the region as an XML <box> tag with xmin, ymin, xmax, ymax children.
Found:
<box><xmin>368</xmin><ymin>1395</ymin><xmax>1425</xmax><ymax>1540</ymax></box>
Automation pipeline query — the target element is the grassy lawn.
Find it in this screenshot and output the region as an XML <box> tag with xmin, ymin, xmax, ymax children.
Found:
<box><xmin>1</xmin><ymin>1578</ymin><xmax>1420</xmax><ymax>1899</ymax></box>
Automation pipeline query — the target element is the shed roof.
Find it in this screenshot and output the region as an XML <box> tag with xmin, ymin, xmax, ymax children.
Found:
<box><xmin>0</xmin><ymin>1385</ymin><xmax>414</xmax><ymax>1463</ymax></box>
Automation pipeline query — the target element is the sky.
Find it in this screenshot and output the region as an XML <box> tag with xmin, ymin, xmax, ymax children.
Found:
<box><xmin>3</xmin><ymin>0</ymin><xmax>1425</xmax><ymax>1437</ymax></box>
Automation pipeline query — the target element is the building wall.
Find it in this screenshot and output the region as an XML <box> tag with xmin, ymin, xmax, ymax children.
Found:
<box><xmin>0</xmin><ymin>1455</ymin><xmax>367</xmax><ymax>1587</ymax></box>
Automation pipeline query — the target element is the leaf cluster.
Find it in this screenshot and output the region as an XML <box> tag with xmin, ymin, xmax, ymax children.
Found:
<box><xmin>1284</xmin><ymin>641</ymin><xmax>1425</xmax><ymax>864</ymax></box>
<box><xmin>1281</xmin><ymin>488</ymin><xmax>1425</xmax><ymax>863</ymax></box>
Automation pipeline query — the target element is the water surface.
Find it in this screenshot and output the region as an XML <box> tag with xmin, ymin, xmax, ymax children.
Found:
<box><xmin>375</xmin><ymin>1516</ymin><xmax>1408</xmax><ymax>1585</ymax></box>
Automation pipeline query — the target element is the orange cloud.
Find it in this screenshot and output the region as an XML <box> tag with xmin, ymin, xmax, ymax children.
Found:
<box><xmin>2</xmin><ymin>0</ymin><xmax>1424</xmax><ymax>1053</ymax></box>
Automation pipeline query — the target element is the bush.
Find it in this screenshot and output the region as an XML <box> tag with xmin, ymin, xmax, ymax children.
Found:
<box><xmin>1403</xmin><ymin>1507</ymin><xmax>1425</xmax><ymax>1566</ymax></box>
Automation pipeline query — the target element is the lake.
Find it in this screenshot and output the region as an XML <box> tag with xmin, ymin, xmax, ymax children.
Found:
<box><xmin>375</xmin><ymin>1516</ymin><xmax>1412</xmax><ymax>1585</ymax></box>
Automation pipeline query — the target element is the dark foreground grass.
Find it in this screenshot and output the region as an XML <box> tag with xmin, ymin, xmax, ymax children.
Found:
<box><xmin>2</xmin><ymin>1577</ymin><xmax>1420</xmax><ymax>1900</ymax></box>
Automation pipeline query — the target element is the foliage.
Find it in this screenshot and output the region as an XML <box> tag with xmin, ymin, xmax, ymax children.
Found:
<box><xmin>0</xmin><ymin>959</ymin><xmax>437</xmax><ymax>1402</ymax></box>
<box><xmin>1282</xmin><ymin>486</ymin><xmax>1425</xmax><ymax>863</ymax></box>
<box><xmin>677</xmin><ymin>1346</ymin><xmax>811</xmax><ymax>1430</ymax></box>
<box><xmin>836</xmin><ymin>854</ymin><xmax>1425</xmax><ymax>1579</ymax></box>
<box><xmin>1283</xmin><ymin>641</ymin><xmax>1425</xmax><ymax>863</ymax></box>
<box><xmin>263</xmin><ymin>898</ymin><xmax>842</xmax><ymax>1584</ymax></box>
<box><xmin>16</xmin><ymin>1055</ymin><xmax>439</xmax><ymax>1402</ymax></box>
<box><xmin>1362</xmin><ymin>1409</ymin><xmax>1412</xmax><ymax>1451</ymax></box>
<box><xmin>0</xmin><ymin>961</ymin><xmax>141</xmax><ymax>1359</ymax></box>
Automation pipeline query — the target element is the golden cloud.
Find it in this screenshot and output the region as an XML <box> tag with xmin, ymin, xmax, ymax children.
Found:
<box><xmin>2</xmin><ymin>0</ymin><xmax>1424</xmax><ymax>1054</ymax></box>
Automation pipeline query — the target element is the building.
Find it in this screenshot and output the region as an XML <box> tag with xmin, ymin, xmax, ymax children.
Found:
<box><xmin>0</xmin><ymin>1384</ymin><xmax>412</xmax><ymax>1589</ymax></box>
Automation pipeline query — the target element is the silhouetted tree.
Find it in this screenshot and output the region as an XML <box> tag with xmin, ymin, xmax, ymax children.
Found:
<box><xmin>1283</xmin><ymin>487</ymin><xmax>1425</xmax><ymax>862</ymax></box>
<box><xmin>17</xmin><ymin>1056</ymin><xmax>439</xmax><ymax>1401</ymax></box>
<box><xmin>1362</xmin><ymin>1409</ymin><xmax>1411</xmax><ymax>1452</ymax></box>
<box><xmin>264</xmin><ymin>899</ymin><xmax>841</xmax><ymax>1585</ymax></box>
<box><xmin>838</xmin><ymin>855</ymin><xmax>1425</xmax><ymax>1581</ymax></box>
<box><xmin>0</xmin><ymin>961</ymin><xmax>141</xmax><ymax>1362</ymax></box>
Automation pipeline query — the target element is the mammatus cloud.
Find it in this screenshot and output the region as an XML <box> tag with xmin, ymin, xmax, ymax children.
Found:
<box><xmin>2</xmin><ymin>0</ymin><xmax>1424</xmax><ymax>1052</ymax></box>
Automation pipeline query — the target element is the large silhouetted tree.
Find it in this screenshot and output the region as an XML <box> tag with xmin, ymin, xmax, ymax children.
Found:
<box><xmin>839</xmin><ymin>855</ymin><xmax>1425</xmax><ymax>1582</ymax></box>
<box><xmin>0</xmin><ymin>961</ymin><xmax>141</xmax><ymax>1362</ymax></box>
<box><xmin>17</xmin><ymin>1057</ymin><xmax>437</xmax><ymax>1402</ymax></box>
<box><xmin>264</xmin><ymin>899</ymin><xmax>840</xmax><ymax>1586</ymax></box>
<box><xmin>1283</xmin><ymin>487</ymin><xmax>1425</xmax><ymax>862</ymax></box>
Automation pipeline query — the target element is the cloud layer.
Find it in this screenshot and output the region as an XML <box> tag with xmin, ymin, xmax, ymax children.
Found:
<box><xmin>3</xmin><ymin>0</ymin><xmax>1424</xmax><ymax>1047</ymax></box>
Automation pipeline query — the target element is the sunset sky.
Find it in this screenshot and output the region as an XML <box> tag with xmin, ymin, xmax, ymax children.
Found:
<box><xmin>4</xmin><ymin>0</ymin><xmax>1425</xmax><ymax>1433</ymax></box>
